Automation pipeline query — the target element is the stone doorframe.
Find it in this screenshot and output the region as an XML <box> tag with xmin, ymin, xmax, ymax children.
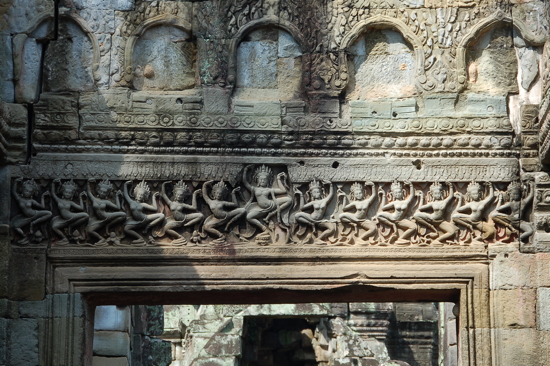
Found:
<box><xmin>46</xmin><ymin>251</ymin><xmax>490</xmax><ymax>366</ymax></box>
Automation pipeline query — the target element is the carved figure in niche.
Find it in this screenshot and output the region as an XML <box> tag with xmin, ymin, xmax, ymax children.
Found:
<box><xmin>242</xmin><ymin>165</ymin><xmax>292</xmax><ymax>240</ymax></box>
<box><xmin>11</xmin><ymin>178</ymin><xmax>52</xmax><ymax>244</ymax></box>
<box><xmin>452</xmin><ymin>181</ymin><xmax>496</xmax><ymax>244</ymax></box>
<box><xmin>293</xmin><ymin>179</ymin><xmax>336</xmax><ymax>245</ymax></box>
<box><xmin>413</xmin><ymin>182</ymin><xmax>458</xmax><ymax>246</ymax></box>
<box><xmin>377</xmin><ymin>181</ymin><xmax>417</xmax><ymax>246</ymax></box>
<box><xmin>122</xmin><ymin>181</ymin><xmax>165</xmax><ymax>246</ymax></box>
<box><xmin>337</xmin><ymin>182</ymin><xmax>378</xmax><ymax>245</ymax></box>
<box><xmin>157</xmin><ymin>180</ymin><xmax>204</xmax><ymax>246</ymax></box>
<box><xmin>490</xmin><ymin>181</ymin><xmax>534</xmax><ymax>243</ymax></box>
<box><xmin>202</xmin><ymin>180</ymin><xmax>247</xmax><ymax>243</ymax></box>
<box><xmin>86</xmin><ymin>179</ymin><xmax>126</xmax><ymax>245</ymax></box>
<box><xmin>50</xmin><ymin>179</ymin><xmax>89</xmax><ymax>245</ymax></box>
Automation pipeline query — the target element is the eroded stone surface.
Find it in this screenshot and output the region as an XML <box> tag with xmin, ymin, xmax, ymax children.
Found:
<box><xmin>491</xmin><ymin>252</ymin><xmax>537</xmax><ymax>290</ymax></box>
<box><xmin>8</xmin><ymin>319</ymin><xmax>39</xmax><ymax>366</ymax></box>
<box><xmin>493</xmin><ymin>328</ymin><xmax>539</xmax><ymax>366</ymax></box>
<box><xmin>0</xmin><ymin>33</ymin><xmax>14</xmax><ymax>102</ymax></box>
<box><xmin>0</xmin><ymin>0</ymin><xmax>549</xmax><ymax>365</ymax></box>
<box><xmin>348</xmin><ymin>29</ymin><xmax>415</xmax><ymax>100</ymax></box>
<box><xmin>95</xmin><ymin>306</ymin><xmax>130</xmax><ymax>332</ymax></box>
<box><xmin>467</xmin><ymin>25</ymin><xmax>519</xmax><ymax>94</ymax></box>
<box><xmin>42</xmin><ymin>19</ymin><xmax>95</xmax><ymax>92</ymax></box>
<box><xmin>132</xmin><ymin>25</ymin><xmax>195</xmax><ymax>91</ymax></box>
<box><xmin>93</xmin><ymin>331</ymin><xmax>130</xmax><ymax>357</ymax></box>
<box><xmin>2</xmin><ymin>0</ymin><xmax>54</xmax><ymax>34</ymax></box>
<box><xmin>492</xmin><ymin>289</ymin><xmax>537</xmax><ymax>328</ymax></box>
<box><xmin>92</xmin><ymin>356</ymin><xmax>129</xmax><ymax>366</ymax></box>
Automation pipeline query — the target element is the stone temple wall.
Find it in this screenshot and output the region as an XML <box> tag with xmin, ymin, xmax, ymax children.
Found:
<box><xmin>0</xmin><ymin>0</ymin><xmax>549</xmax><ymax>365</ymax></box>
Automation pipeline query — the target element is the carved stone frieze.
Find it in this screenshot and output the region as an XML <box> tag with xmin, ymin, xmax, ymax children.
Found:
<box><xmin>47</xmin><ymin>245</ymin><xmax>488</xmax><ymax>260</ymax></box>
<box><xmin>287</xmin><ymin>158</ymin><xmax>518</xmax><ymax>182</ymax></box>
<box><xmin>33</xmin><ymin>105</ymin><xmax>515</xmax><ymax>147</ymax></box>
<box><xmin>352</xmin><ymin>116</ymin><xmax>512</xmax><ymax>133</ymax></box>
<box><xmin>9</xmin><ymin>177</ymin><xmax>529</xmax><ymax>249</ymax></box>
<box><xmin>33</xmin><ymin>145</ymin><xmax>519</xmax><ymax>161</ymax></box>
<box><xmin>78</xmin><ymin>113</ymin><xmax>513</xmax><ymax>134</ymax></box>
<box><xmin>82</xmin><ymin>113</ymin><xmax>280</xmax><ymax>131</ymax></box>
<box><xmin>2</xmin><ymin>0</ymin><xmax>550</xmax><ymax>363</ymax></box>
<box><xmin>12</xmin><ymin>155</ymin><xmax>519</xmax><ymax>182</ymax></box>
<box><xmin>9</xmin><ymin>160</ymin><xmax>528</xmax><ymax>249</ymax></box>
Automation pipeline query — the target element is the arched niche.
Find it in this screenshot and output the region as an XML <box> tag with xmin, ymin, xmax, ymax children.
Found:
<box><xmin>345</xmin><ymin>27</ymin><xmax>417</xmax><ymax>101</ymax></box>
<box><xmin>232</xmin><ymin>24</ymin><xmax>304</xmax><ymax>102</ymax></box>
<box><xmin>42</xmin><ymin>15</ymin><xmax>98</xmax><ymax>92</ymax></box>
<box><xmin>456</xmin><ymin>13</ymin><xmax>546</xmax><ymax>93</ymax></box>
<box><xmin>132</xmin><ymin>25</ymin><xmax>195</xmax><ymax>91</ymax></box>
<box><xmin>13</xmin><ymin>17</ymin><xmax>54</xmax><ymax>102</ymax></box>
<box><xmin>340</xmin><ymin>16</ymin><xmax>424</xmax><ymax>117</ymax></box>
<box><xmin>124</xmin><ymin>15</ymin><xmax>195</xmax><ymax>91</ymax></box>
<box><xmin>464</xmin><ymin>23</ymin><xmax>519</xmax><ymax>94</ymax></box>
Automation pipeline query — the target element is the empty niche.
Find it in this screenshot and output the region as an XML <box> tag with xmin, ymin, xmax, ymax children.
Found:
<box><xmin>132</xmin><ymin>25</ymin><xmax>195</xmax><ymax>91</ymax></box>
<box><xmin>347</xmin><ymin>29</ymin><xmax>415</xmax><ymax>100</ymax></box>
<box><xmin>43</xmin><ymin>18</ymin><xmax>94</xmax><ymax>92</ymax></box>
<box><xmin>15</xmin><ymin>19</ymin><xmax>54</xmax><ymax>102</ymax></box>
<box><xmin>234</xmin><ymin>27</ymin><xmax>302</xmax><ymax>101</ymax></box>
<box><xmin>466</xmin><ymin>24</ymin><xmax>518</xmax><ymax>94</ymax></box>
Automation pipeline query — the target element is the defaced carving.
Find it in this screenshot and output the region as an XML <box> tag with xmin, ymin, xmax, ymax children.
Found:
<box><xmin>86</xmin><ymin>179</ymin><xmax>126</xmax><ymax>246</ymax></box>
<box><xmin>292</xmin><ymin>179</ymin><xmax>336</xmax><ymax>245</ymax></box>
<box><xmin>413</xmin><ymin>182</ymin><xmax>458</xmax><ymax>246</ymax></box>
<box><xmin>490</xmin><ymin>181</ymin><xmax>535</xmax><ymax>243</ymax></box>
<box><xmin>452</xmin><ymin>181</ymin><xmax>496</xmax><ymax>245</ymax></box>
<box><xmin>157</xmin><ymin>180</ymin><xmax>204</xmax><ymax>245</ymax></box>
<box><xmin>337</xmin><ymin>182</ymin><xmax>378</xmax><ymax>245</ymax></box>
<box><xmin>122</xmin><ymin>181</ymin><xmax>165</xmax><ymax>246</ymax></box>
<box><xmin>377</xmin><ymin>181</ymin><xmax>418</xmax><ymax>246</ymax></box>
<box><xmin>50</xmin><ymin>179</ymin><xmax>89</xmax><ymax>246</ymax></box>
<box><xmin>11</xmin><ymin>178</ymin><xmax>52</xmax><ymax>245</ymax></box>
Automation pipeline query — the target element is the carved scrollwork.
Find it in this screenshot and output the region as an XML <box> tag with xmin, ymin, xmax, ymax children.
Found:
<box><xmin>305</xmin><ymin>52</ymin><xmax>349</xmax><ymax>94</ymax></box>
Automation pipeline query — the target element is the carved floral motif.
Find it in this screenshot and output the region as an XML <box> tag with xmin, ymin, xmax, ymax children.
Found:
<box><xmin>50</xmin><ymin>179</ymin><xmax>89</xmax><ymax>246</ymax></box>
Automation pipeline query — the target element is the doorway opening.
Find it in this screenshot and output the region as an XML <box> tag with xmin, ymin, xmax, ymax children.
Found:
<box><xmin>92</xmin><ymin>302</ymin><xmax>458</xmax><ymax>366</ymax></box>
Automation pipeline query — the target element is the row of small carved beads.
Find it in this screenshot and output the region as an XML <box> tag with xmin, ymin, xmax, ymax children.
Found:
<box><xmin>10</xmin><ymin>167</ymin><xmax>534</xmax><ymax>248</ymax></box>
